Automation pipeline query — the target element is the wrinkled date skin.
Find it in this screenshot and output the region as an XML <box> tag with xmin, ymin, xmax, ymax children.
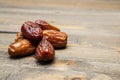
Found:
<box><xmin>35</xmin><ymin>20</ymin><xmax>60</xmax><ymax>31</ymax></box>
<box><xmin>15</xmin><ymin>32</ymin><xmax>24</xmax><ymax>42</ymax></box>
<box><xmin>43</xmin><ymin>30</ymin><xmax>68</xmax><ymax>49</ymax></box>
<box><xmin>8</xmin><ymin>39</ymin><xmax>35</xmax><ymax>57</ymax></box>
<box><xmin>21</xmin><ymin>21</ymin><xmax>43</xmax><ymax>41</ymax></box>
<box><xmin>35</xmin><ymin>37</ymin><xmax>55</xmax><ymax>61</ymax></box>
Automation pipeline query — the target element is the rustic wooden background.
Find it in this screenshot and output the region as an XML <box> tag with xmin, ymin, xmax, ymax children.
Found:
<box><xmin>0</xmin><ymin>0</ymin><xmax>120</xmax><ymax>80</ymax></box>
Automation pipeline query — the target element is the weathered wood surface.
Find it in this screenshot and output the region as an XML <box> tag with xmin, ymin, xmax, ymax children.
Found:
<box><xmin>0</xmin><ymin>0</ymin><xmax>120</xmax><ymax>80</ymax></box>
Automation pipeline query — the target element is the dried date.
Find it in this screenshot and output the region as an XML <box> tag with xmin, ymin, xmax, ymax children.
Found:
<box><xmin>35</xmin><ymin>20</ymin><xmax>60</xmax><ymax>31</ymax></box>
<box><xmin>8</xmin><ymin>39</ymin><xmax>35</xmax><ymax>57</ymax></box>
<box><xmin>15</xmin><ymin>32</ymin><xmax>24</xmax><ymax>42</ymax></box>
<box><xmin>35</xmin><ymin>37</ymin><xmax>55</xmax><ymax>61</ymax></box>
<box><xmin>43</xmin><ymin>30</ymin><xmax>67</xmax><ymax>49</ymax></box>
<box><xmin>21</xmin><ymin>21</ymin><xmax>43</xmax><ymax>41</ymax></box>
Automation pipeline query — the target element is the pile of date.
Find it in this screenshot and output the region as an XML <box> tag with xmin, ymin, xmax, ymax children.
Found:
<box><xmin>8</xmin><ymin>20</ymin><xmax>68</xmax><ymax>62</ymax></box>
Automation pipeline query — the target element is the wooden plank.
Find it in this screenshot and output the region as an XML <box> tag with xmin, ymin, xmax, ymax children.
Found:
<box><xmin>0</xmin><ymin>0</ymin><xmax>120</xmax><ymax>10</ymax></box>
<box><xmin>0</xmin><ymin>8</ymin><xmax>120</xmax><ymax>25</ymax></box>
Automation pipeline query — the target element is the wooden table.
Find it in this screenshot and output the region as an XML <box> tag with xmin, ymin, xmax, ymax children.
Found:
<box><xmin>0</xmin><ymin>0</ymin><xmax>120</xmax><ymax>80</ymax></box>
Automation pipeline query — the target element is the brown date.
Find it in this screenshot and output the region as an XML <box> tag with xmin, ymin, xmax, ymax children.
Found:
<box><xmin>35</xmin><ymin>37</ymin><xmax>55</xmax><ymax>61</ymax></box>
<box><xmin>15</xmin><ymin>32</ymin><xmax>38</xmax><ymax>47</ymax></box>
<box><xmin>35</xmin><ymin>20</ymin><xmax>60</xmax><ymax>31</ymax></box>
<box><xmin>43</xmin><ymin>30</ymin><xmax>68</xmax><ymax>49</ymax></box>
<box><xmin>8</xmin><ymin>39</ymin><xmax>35</xmax><ymax>57</ymax></box>
<box><xmin>15</xmin><ymin>32</ymin><xmax>24</xmax><ymax>42</ymax></box>
<box><xmin>21</xmin><ymin>21</ymin><xmax>43</xmax><ymax>41</ymax></box>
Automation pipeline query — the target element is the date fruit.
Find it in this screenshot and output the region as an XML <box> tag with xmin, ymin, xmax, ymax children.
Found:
<box><xmin>35</xmin><ymin>20</ymin><xmax>60</xmax><ymax>31</ymax></box>
<box><xmin>21</xmin><ymin>21</ymin><xmax>43</xmax><ymax>41</ymax></box>
<box><xmin>43</xmin><ymin>30</ymin><xmax>67</xmax><ymax>49</ymax></box>
<box><xmin>8</xmin><ymin>39</ymin><xmax>35</xmax><ymax>57</ymax></box>
<box><xmin>15</xmin><ymin>32</ymin><xmax>38</xmax><ymax>47</ymax></box>
<box><xmin>35</xmin><ymin>37</ymin><xmax>55</xmax><ymax>61</ymax></box>
<box><xmin>15</xmin><ymin>32</ymin><xmax>24</xmax><ymax>42</ymax></box>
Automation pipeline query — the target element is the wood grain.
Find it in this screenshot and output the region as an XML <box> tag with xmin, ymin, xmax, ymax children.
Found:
<box><xmin>0</xmin><ymin>0</ymin><xmax>120</xmax><ymax>80</ymax></box>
